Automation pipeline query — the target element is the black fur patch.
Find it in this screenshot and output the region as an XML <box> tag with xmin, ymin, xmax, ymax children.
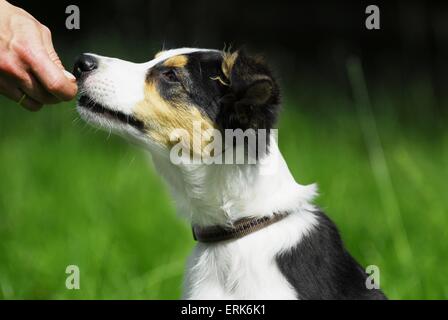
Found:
<box><xmin>216</xmin><ymin>50</ymin><xmax>281</xmax><ymax>159</ymax></box>
<box><xmin>276</xmin><ymin>210</ymin><xmax>387</xmax><ymax>300</ymax></box>
<box><xmin>172</xmin><ymin>50</ymin><xmax>281</xmax><ymax>135</ymax></box>
<box><xmin>182</xmin><ymin>51</ymin><xmax>229</xmax><ymax>122</ymax></box>
<box><xmin>216</xmin><ymin>50</ymin><xmax>280</xmax><ymax>133</ymax></box>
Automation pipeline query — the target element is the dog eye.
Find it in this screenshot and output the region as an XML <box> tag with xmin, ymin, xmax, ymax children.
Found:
<box><xmin>162</xmin><ymin>70</ymin><xmax>179</xmax><ymax>83</ymax></box>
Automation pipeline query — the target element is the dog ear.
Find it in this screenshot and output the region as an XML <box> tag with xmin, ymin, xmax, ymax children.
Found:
<box><xmin>217</xmin><ymin>50</ymin><xmax>280</xmax><ymax>131</ymax></box>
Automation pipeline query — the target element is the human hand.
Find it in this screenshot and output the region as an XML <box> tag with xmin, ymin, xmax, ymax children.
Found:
<box><xmin>0</xmin><ymin>0</ymin><xmax>77</xmax><ymax>111</ymax></box>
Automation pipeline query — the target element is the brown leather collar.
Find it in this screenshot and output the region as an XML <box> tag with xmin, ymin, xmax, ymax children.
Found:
<box><xmin>192</xmin><ymin>212</ymin><xmax>289</xmax><ymax>243</ymax></box>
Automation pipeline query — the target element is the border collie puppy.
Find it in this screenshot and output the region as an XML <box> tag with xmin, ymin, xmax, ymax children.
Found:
<box><xmin>74</xmin><ymin>48</ymin><xmax>386</xmax><ymax>300</ymax></box>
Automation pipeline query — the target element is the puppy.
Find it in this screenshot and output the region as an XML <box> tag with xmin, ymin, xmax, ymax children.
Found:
<box><xmin>74</xmin><ymin>48</ymin><xmax>386</xmax><ymax>299</ymax></box>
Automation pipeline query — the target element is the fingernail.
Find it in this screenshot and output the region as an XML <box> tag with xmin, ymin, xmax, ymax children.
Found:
<box><xmin>63</xmin><ymin>70</ymin><xmax>76</xmax><ymax>81</ymax></box>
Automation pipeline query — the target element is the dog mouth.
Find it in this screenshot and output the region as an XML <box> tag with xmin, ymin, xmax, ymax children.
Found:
<box><xmin>77</xmin><ymin>95</ymin><xmax>144</xmax><ymax>131</ymax></box>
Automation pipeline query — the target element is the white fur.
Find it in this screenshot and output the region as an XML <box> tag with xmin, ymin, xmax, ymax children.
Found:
<box><xmin>184</xmin><ymin>210</ymin><xmax>318</xmax><ymax>299</ymax></box>
<box><xmin>151</xmin><ymin>136</ymin><xmax>319</xmax><ymax>299</ymax></box>
<box><xmin>151</xmin><ymin>136</ymin><xmax>317</xmax><ymax>226</ymax></box>
<box><xmin>77</xmin><ymin>48</ymin><xmax>319</xmax><ymax>299</ymax></box>
<box><xmin>78</xmin><ymin>48</ymin><xmax>216</xmax><ymax>117</ymax></box>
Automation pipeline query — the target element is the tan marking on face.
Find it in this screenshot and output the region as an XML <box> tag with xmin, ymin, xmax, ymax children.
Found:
<box><xmin>163</xmin><ymin>55</ymin><xmax>188</xmax><ymax>68</ymax></box>
<box><xmin>134</xmin><ymin>81</ymin><xmax>215</xmax><ymax>155</ymax></box>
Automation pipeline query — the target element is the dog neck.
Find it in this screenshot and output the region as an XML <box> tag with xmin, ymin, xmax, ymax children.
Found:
<box><xmin>149</xmin><ymin>135</ymin><xmax>317</xmax><ymax>227</ymax></box>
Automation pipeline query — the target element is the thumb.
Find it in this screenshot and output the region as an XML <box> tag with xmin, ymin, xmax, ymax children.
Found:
<box><xmin>28</xmin><ymin>48</ymin><xmax>78</xmax><ymax>101</ymax></box>
<box><xmin>47</xmin><ymin>48</ymin><xmax>75</xmax><ymax>81</ymax></box>
<box><xmin>47</xmin><ymin>46</ymin><xmax>64</xmax><ymax>70</ymax></box>
<box><xmin>30</xmin><ymin>26</ymin><xmax>77</xmax><ymax>100</ymax></box>
<box><xmin>41</xmin><ymin>26</ymin><xmax>65</xmax><ymax>70</ymax></box>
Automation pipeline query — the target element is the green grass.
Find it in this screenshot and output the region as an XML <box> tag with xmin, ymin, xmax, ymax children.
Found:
<box><xmin>0</xmin><ymin>87</ymin><xmax>447</xmax><ymax>299</ymax></box>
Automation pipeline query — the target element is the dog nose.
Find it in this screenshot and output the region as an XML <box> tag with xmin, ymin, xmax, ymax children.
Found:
<box><xmin>73</xmin><ymin>54</ymin><xmax>98</xmax><ymax>79</ymax></box>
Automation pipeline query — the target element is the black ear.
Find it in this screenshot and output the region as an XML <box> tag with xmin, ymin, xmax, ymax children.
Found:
<box><xmin>217</xmin><ymin>50</ymin><xmax>280</xmax><ymax>131</ymax></box>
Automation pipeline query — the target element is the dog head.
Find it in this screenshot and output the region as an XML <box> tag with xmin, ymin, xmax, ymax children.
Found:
<box><xmin>74</xmin><ymin>48</ymin><xmax>280</xmax><ymax>158</ymax></box>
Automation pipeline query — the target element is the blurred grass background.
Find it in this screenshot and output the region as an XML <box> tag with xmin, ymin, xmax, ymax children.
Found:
<box><xmin>0</xmin><ymin>78</ymin><xmax>446</xmax><ymax>299</ymax></box>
